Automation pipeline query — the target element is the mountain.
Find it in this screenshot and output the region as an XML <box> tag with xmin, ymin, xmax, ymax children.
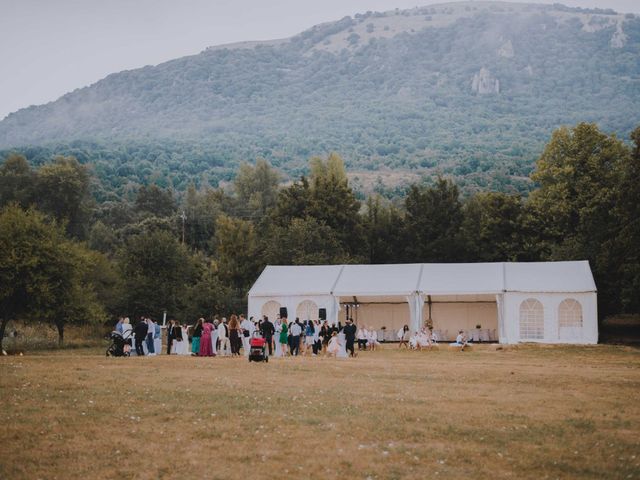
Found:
<box><xmin>1</xmin><ymin>1</ymin><xmax>639</xmax><ymax>197</ymax></box>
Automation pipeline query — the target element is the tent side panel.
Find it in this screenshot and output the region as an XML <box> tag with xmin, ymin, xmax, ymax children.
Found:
<box><xmin>503</xmin><ymin>292</ymin><xmax>598</xmax><ymax>344</ymax></box>
<box><xmin>430</xmin><ymin>301</ymin><xmax>498</xmax><ymax>341</ymax></box>
<box><xmin>248</xmin><ymin>295</ymin><xmax>337</xmax><ymax>323</ymax></box>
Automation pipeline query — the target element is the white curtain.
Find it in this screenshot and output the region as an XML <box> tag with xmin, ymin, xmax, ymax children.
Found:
<box><xmin>330</xmin><ymin>296</ymin><xmax>341</xmax><ymax>325</ymax></box>
<box><xmin>496</xmin><ymin>294</ymin><xmax>505</xmax><ymax>343</ymax></box>
<box><xmin>405</xmin><ymin>293</ymin><xmax>423</xmax><ymax>333</ymax></box>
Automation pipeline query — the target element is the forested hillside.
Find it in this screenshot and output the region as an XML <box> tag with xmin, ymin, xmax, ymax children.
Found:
<box><xmin>1</xmin><ymin>122</ymin><xmax>639</xmax><ymax>349</ymax></box>
<box><xmin>1</xmin><ymin>2</ymin><xmax>639</xmax><ymax>196</ymax></box>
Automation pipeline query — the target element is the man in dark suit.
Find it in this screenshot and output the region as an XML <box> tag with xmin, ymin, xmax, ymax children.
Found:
<box><xmin>166</xmin><ymin>319</ymin><xmax>177</xmax><ymax>355</ymax></box>
<box><xmin>134</xmin><ymin>317</ymin><xmax>148</xmax><ymax>356</ymax></box>
<box><xmin>344</xmin><ymin>318</ymin><xmax>357</xmax><ymax>357</ymax></box>
<box><xmin>260</xmin><ymin>315</ymin><xmax>275</xmax><ymax>355</ymax></box>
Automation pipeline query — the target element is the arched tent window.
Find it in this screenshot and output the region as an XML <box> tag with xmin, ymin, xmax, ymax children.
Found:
<box><xmin>519</xmin><ymin>298</ymin><xmax>544</xmax><ymax>340</ymax></box>
<box><xmin>558</xmin><ymin>299</ymin><xmax>583</xmax><ymax>340</ymax></box>
<box><xmin>261</xmin><ymin>301</ymin><xmax>281</xmax><ymax>322</ymax></box>
<box><xmin>296</xmin><ymin>300</ymin><xmax>319</xmax><ymax>321</ymax></box>
<box><xmin>558</xmin><ymin>299</ymin><xmax>582</xmax><ymax>327</ymax></box>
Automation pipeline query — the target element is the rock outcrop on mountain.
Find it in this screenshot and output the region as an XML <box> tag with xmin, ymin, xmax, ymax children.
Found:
<box><xmin>472</xmin><ymin>68</ymin><xmax>500</xmax><ymax>95</ymax></box>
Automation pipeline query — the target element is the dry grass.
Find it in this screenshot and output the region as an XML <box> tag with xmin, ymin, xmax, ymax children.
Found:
<box><xmin>2</xmin><ymin>321</ymin><xmax>105</xmax><ymax>353</ymax></box>
<box><xmin>1</xmin><ymin>344</ymin><xmax>639</xmax><ymax>479</ymax></box>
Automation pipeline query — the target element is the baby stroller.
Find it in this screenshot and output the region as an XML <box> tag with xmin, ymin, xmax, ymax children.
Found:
<box><xmin>106</xmin><ymin>330</ymin><xmax>131</xmax><ymax>357</ymax></box>
<box><xmin>248</xmin><ymin>331</ymin><xmax>268</xmax><ymax>363</ymax></box>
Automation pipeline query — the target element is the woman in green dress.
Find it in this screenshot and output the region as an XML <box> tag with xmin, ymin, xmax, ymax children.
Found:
<box><xmin>279</xmin><ymin>319</ymin><xmax>289</xmax><ymax>356</ymax></box>
<box><xmin>191</xmin><ymin>318</ymin><xmax>203</xmax><ymax>355</ymax></box>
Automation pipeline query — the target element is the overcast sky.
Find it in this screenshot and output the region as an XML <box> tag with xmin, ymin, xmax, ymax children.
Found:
<box><xmin>0</xmin><ymin>0</ymin><xmax>637</xmax><ymax>120</ymax></box>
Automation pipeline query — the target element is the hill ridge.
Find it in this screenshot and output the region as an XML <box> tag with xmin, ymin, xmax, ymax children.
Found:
<box><xmin>0</xmin><ymin>1</ymin><xmax>638</xmax><ymax>196</ymax></box>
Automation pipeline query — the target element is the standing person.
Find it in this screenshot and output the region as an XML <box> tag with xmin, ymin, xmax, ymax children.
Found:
<box><xmin>145</xmin><ymin>318</ymin><xmax>156</xmax><ymax>356</ymax></box>
<box><xmin>211</xmin><ymin>317</ymin><xmax>220</xmax><ymax>355</ymax></box>
<box><xmin>273</xmin><ymin>317</ymin><xmax>283</xmax><ymax>357</ymax></box>
<box><xmin>122</xmin><ymin>317</ymin><xmax>132</xmax><ymax>355</ymax></box>
<box><xmin>320</xmin><ymin>321</ymin><xmax>331</xmax><ymax>354</ymax></box>
<box><xmin>260</xmin><ymin>315</ymin><xmax>275</xmax><ymax>356</ymax></box>
<box><xmin>312</xmin><ymin>320</ymin><xmax>321</xmax><ymax>356</ymax></box>
<box><xmin>218</xmin><ymin>317</ymin><xmax>230</xmax><ymax>356</ymax></box>
<box><xmin>115</xmin><ymin>317</ymin><xmax>124</xmax><ymax>334</ymax></box>
<box><xmin>367</xmin><ymin>326</ymin><xmax>378</xmax><ymax>351</ymax></box>
<box><xmin>398</xmin><ymin>325</ymin><xmax>410</xmax><ymax>349</ymax></box>
<box><xmin>177</xmin><ymin>323</ymin><xmax>189</xmax><ymax>355</ymax></box>
<box><xmin>167</xmin><ymin>319</ymin><xmax>177</xmax><ymax>355</ymax></box>
<box><xmin>153</xmin><ymin>320</ymin><xmax>162</xmax><ymax>355</ymax></box>
<box><xmin>278</xmin><ymin>318</ymin><xmax>288</xmax><ymax>356</ymax></box>
<box><xmin>344</xmin><ymin>318</ymin><xmax>357</xmax><ymax>357</ymax></box>
<box><xmin>199</xmin><ymin>319</ymin><xmax>215</xmax><ymax>357</ymax></box>
<box><xmin>228</xmin><ymin>315</ymin><xmax>242</xmax><ymax>356</ymax></box>
<box><xmin>304</xmin><ymin>320</ymin><xmax>315</xmax><ymax>355</ymax></box>
<box><xmin>289</xmin><ymin>318</ymin><xmax>302</xmax><ymax>356</ymax></box>
<box><xmin>191</xmin><ymin>318</ymin><xmax>203</xmax><ymax>355</ymax></box>
<box><xmin>134</xmin><ymin>318</ymin><xmax>148</xmax><ymax>356</ymax></box>
<box><xmin>327</xmin><ymin>331</ymin><xmax>340</xmax><ymax>357</ymax></box>
<box><xmin>287</xmin><ymin>319</ymin><xmax>294</xmax><ymax>354</ymax></box>
<box><xmin>240</xmin><ymin>314</ymin><xmax>253</xmax><ymax>357</ymax></box>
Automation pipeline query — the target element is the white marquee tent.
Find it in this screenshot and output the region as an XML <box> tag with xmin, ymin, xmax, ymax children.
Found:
<box><xmin>247</xmin><ymin>261</ymin><xmax>598</xmax><ymax>344</ymax></box>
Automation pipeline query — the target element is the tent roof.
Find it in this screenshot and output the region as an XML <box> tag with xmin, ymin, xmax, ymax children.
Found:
<box><xmin>248</xmin><ymin>264</ymin><xmax>343</xmax><ymax>297</ymax></box>
<box><xmin>248</xmin><ymin>261</ymin><xmax>596</xmax><ymax>297</ymax></box>
<box><xmin>504</xmin><ymin>261</ymin><xmax>597</xmax><ymax>293</ymax></box>
<box><xmin>333</xmin><ymin>264</ymin><xmax>423</xmax><ymax>297</ymax></box>
<box><xmin>419</xmin><ymin>263</ymin><xmax>504</xmax><ymax>295</ymax></box>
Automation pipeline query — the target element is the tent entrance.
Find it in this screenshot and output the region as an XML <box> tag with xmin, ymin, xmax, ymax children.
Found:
<box><xmin>426</xmin><ymin>294</ymin><xmax>499</xmax><ymax>342</ymax></box>
<box><xmin>339</xmin><ymin>296</ymin><xmax>410</xmax><ymax>337</ymax></box>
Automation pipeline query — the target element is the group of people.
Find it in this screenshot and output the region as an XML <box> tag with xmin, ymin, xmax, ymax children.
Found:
<box><xmin>114</xmin><ymin>314</ymin><xmax>370</xmax><ymax>358</ymax></box>
<box><xmin>397</xmin><ymin>324</ymin><xmax>471</xmax><ymax>351</ymax></box>
<box><xmin>114</xmin><ymin>316</ymin><xmax>162</xmax><ymax>356</ymax></box>
<box><xmin>181</xmin><ymin>315</ymin><xmax>363</xmax><ymax>358</ymax></box>
<box><xmin>115</xmin><ymin>315</ymin><xmax>473</xmax><ymax>356</ymax></box>
<box><xmin>356</xmin><ymin>326</ymin><xmax>381</xmax><ymax>351</ymax></box>
<box><xmin>397</xmin><ymin>325</ymin><xmax>439</xmax><ymax>350</ymax></box>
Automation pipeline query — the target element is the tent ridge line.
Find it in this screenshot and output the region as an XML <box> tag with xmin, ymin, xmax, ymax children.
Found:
<box><xmin>329</xmin><ymin>264</ymin><xmax>346</xmax><ymax>296</ymax></box>
<box><xmin>415</xmin><ymin>264</ymin><xmax>425</xmax><ymax>293</ymax></box>
<box><xmin>502</xmin><ymin>261</ymin><xmax>507</xmax><ymax>292</ymax></box>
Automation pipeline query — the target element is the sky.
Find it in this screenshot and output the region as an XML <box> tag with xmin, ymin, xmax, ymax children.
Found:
<box><xmin>0</xmin><ymin>0</ymin><xmax>637</xmax><ymax>120</ymax></box>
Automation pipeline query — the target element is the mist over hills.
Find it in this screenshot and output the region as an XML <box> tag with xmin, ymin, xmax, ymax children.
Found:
<box><xmin>1</xmin><ymin>1</ymin><xmax>639</xmax><ymax>197</ymax></box>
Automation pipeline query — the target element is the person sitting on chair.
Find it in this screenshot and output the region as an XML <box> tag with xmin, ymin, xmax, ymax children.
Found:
<box><xmin>451</xmin><ymin>330</ymin><xmax>469</xmax><ymax>351</ymax></box>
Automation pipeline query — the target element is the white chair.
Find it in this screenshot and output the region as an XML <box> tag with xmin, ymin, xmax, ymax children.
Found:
<box><xmin>480</xmin><ymin>329</ymin><xmax>490</xmax><ymax>342</ymax></box>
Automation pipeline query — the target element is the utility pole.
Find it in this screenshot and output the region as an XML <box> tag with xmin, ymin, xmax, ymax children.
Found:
<box><xmin>180</xmin><ymin>210</ymin><xmax>186</xmax><ymax>244</ymax></box>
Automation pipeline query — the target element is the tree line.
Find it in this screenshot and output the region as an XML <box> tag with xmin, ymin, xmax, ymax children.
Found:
<box><xmin>0</xmin><ymin>122</ymin><xmax>638</xmax><ymax>350</ymax></box>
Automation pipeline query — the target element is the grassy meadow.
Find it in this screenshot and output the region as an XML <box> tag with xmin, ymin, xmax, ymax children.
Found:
<box><xmin>1</xmin><ymin>344</ymin><xmax>639</xmax><ymax>479</ymax></box>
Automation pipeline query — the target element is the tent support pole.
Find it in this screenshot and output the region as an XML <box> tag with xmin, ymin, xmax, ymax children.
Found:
<box><xmin>428</xmin><ymin>295</ymin><xmax>432</xmax><ymax>321</ymax></box>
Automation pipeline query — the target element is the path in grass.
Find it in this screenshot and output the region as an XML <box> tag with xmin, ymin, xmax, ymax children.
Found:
<box><xmin>1</xmin><ymin>345</ymin><xmax>639</xmax><ymax>479</ymax></box>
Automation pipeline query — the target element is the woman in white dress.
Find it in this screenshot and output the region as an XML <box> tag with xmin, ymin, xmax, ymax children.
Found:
<box><xmin>273</xmin><ymin>319</ymin><xmax>283</xmax><ymax>357</ymax></box>
<box><xmin>122</xmin><ymin>317</ymin><xmax>133</xmax><ymax>355</ymax></box>
<box><xmin>174</xmin><ymin>325</ymin><xmax>190</xmax><ymax>355</ymax></box>
<box><xmin>337</xmin><ymin>329</ymin><xmax>348</xmax><ymax>358</ymax></box>
<box><xmin>415</xmin><ymin>329</ymin><xmax>431</xmax><ymax>350</ymax></box>
<box><xmin>211</xmin><ymin>319</ymin><xmax>219</xmax><ymax>355</ymax></box>
<box><xmin>367</xmin><ymin>327</ymin><xmax>378</xmax><ymax>351</ymax></box>
<box><xmin>326</xmin><ymin>332</ymin><xmax>340</xmax><ymax>357</ymax></box>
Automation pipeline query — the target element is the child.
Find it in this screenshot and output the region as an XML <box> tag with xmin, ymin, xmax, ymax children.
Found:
<box><xmin>367</xmin><ymin>327</ymin><xmax>378</xmax><ymax>351</ymax></box>
<box><xmin>327</xmin><ymin>331</ymin><xmax>340</xmax><ymax>357</ymax></box>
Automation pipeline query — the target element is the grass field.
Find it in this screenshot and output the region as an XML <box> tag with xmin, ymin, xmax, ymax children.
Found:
<box><xmin>1</xmin><ymin>344</ymin><xmax>639</xmax><ymax>479</ymax></box>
